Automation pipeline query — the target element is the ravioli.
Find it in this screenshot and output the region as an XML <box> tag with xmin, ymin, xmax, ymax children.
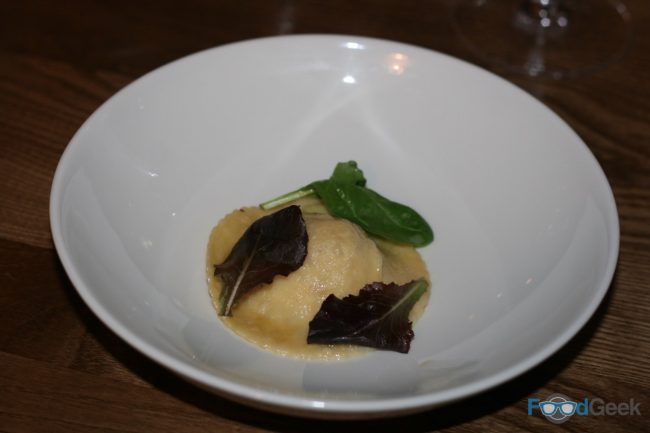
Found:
<box><xmin>206</xmin><ymin>198</ymin><xmax>430</xmax><ymax>360</ymax></box>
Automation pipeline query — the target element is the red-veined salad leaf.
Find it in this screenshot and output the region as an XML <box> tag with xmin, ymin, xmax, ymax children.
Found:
<box><xmin>214</xmin><ymin>205</ymin><xmax>308</xmax><ymax>316</ymax></box>
<box><xmin>307</xmin><ymin>279</ymin><xmax>428</xmax><ymax>353</ymax></box>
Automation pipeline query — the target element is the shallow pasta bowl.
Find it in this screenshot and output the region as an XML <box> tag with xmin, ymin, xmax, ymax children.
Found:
<box><xmin>49</xmin><ymin>35</ymin><xmax>619</xmax><ymax>419</ymax></box>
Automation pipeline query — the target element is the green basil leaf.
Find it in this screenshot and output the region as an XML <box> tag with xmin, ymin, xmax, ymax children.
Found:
<box><xmin>329</xmin><ymin>160</ymin><xmax>367</xmax><ymax>186</ymax></box>
<box><xmin>259</xmin><ymin>161</ymin><xmax>434</xmax><ymax>247</ymax></box>
<box><xmin>310</xmin><ymin>180</ymin><xmax>434</xmax><ymax>247</ymax></box>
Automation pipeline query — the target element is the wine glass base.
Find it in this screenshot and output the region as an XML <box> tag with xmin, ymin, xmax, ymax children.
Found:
<box><xmin>453</xmin><ymin>0</ymin><xmax>632</xmax><ymax>79</ymax></box>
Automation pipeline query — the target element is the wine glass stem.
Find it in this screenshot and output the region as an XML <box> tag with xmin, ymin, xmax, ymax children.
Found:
<box><xmin>538</xmin><ymin>0</ymin><xmax>561</xmax><ymax>17</ymax></box>
<box><xmin>453</xmin><ymin>0</ymin><xmax>632</xmax><ymax>79</ymax></box>
<box><xmin>517</xmin><ymin>0</ymin><xmax>569</xmax><ymax>32</ymax></box>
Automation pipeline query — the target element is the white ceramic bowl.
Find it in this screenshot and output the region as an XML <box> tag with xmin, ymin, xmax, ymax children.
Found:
<box><xmin>50</xmin><ymin>35</ymin><xmax>619</xmax><ymax>418</ymax></box>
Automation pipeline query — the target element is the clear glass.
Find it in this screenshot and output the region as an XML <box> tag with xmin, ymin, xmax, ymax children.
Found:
<box><xmin>453</xmin><ymin>0</ymin><xmax>632</xmax><ymax>79</ymax></box>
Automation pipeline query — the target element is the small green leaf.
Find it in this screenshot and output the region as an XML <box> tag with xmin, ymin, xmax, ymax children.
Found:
<box><xmin>259</xmin><ymin>161</ymin><xmax>434</xmax><ymax>247</ymax></box>
<box><xmin>311</xmin><ymin>181</ymin><xmax>433</xmax><ymax>247</ymax></box>
<box><xmin>329</xmin><ymin>161</ymin><xmax>367</xmax><ymax>186</ymax></box>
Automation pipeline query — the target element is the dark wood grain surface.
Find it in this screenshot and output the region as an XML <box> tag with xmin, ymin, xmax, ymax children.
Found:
<box><xmin>1</xmin><ymin>1</ymin><xmax>649</xmax><ymax>431</ymax></box>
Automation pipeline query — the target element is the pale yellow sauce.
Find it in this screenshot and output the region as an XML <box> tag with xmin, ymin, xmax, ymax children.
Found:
<box><xmin>206</xmin><ymin>198</ymin><xmax>430</xmax><ymax>360</ymax></box>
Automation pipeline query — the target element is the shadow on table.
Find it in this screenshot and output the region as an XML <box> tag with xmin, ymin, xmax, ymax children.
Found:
<box><xmin>57</xmin><ymin>255</ymin><xmax>615</xmax><ymax>432</ymax></box>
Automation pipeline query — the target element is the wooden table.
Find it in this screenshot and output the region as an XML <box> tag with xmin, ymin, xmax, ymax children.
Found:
<box><xmin>1</xmin><ymin>1</ymin><xmax>648</xmax><ymax>431</ymax></box>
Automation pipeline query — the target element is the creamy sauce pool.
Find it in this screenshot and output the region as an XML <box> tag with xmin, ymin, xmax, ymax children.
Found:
<box><xmin>206</xmin><ymin>198</ymin><xmax>430</xmax><ymax>360</ymax></box>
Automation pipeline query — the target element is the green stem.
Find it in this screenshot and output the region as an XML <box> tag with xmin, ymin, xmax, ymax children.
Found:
<box><xmin>259</xmin><ymin>185</ymin><xmax>315</xmax><ymax>210</ymax></box>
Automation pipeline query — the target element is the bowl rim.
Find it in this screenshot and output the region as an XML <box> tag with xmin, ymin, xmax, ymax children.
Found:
<box><xmin>49</xmin><ymin>34</ymin><xmax>620</xmax><ymax>417</ymax></box>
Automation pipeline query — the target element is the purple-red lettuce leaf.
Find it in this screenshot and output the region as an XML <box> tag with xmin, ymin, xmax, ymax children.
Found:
<box><xmin>307</xmin><ymin>279</ymin><xmax>428</xmax><ymax>353</ymax></box>
<box><xmin>214</xmin><ymin>205</ymin><xmax>308</xmax><ymax>316</ymax></box>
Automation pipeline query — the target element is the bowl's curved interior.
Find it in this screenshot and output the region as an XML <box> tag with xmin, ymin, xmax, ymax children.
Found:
<box><xmin>50</xmin><ymin>35</ymin><xmax>618</xmax><ymax>417</ymax></box>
